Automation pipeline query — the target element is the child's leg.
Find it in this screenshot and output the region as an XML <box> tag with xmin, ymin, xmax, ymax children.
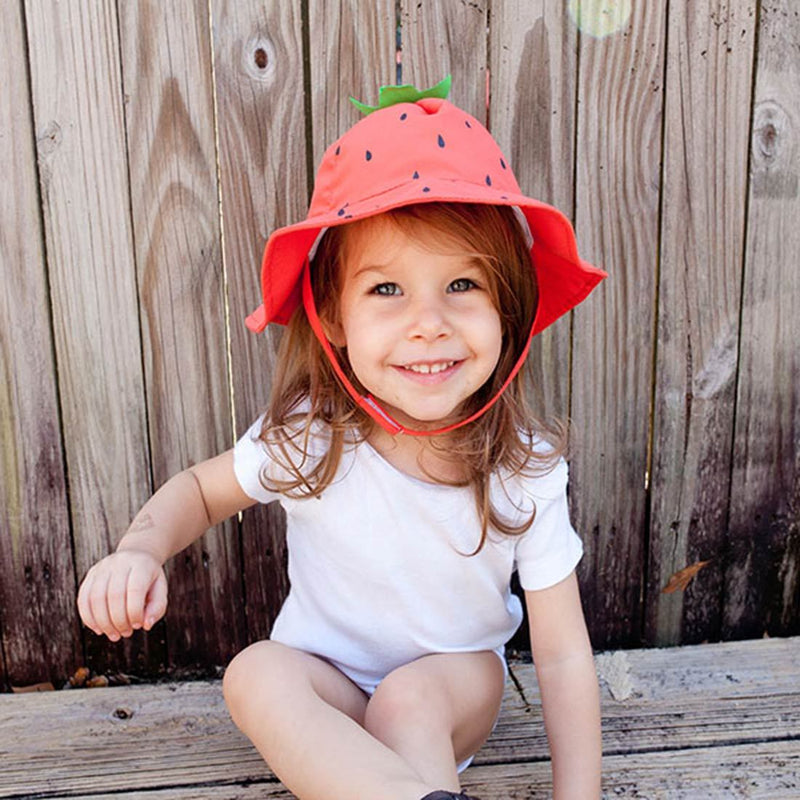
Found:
<box><xmin>223</xmin><ymin>640</ymin><xmax>436</xmax><ymax>800</ymax></box>
<box><xmin>364</xmin><ymin>651</ymin><xmax>506</xmax><ymax>792</ymax></box>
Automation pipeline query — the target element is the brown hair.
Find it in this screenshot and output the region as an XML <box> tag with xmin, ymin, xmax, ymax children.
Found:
<box><xmin>259</xmin><ymin>202</ymin><xmax>570</xmax><ymax>552</ymax></box>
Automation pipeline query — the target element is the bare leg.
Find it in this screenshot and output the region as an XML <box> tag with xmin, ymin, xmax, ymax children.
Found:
<box><xmin>364</xmin><ymin>651</ymin><xmax>506</xmax><ymax>791</ymax></box>
<box><xmin>223</xmin><ymin>641</ymin><xmax>436</xmax><ymax>800</ymax></box>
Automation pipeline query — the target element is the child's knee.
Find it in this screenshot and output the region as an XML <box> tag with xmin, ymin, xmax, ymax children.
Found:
<box><xmin>365</xmin><ymin>664</ymin><xmax>450</xmax><ymax>740</ymax></box>
<box><xmin>222</xmin><ymin>640</ymin><xmax>285</xmax><ymax>714</ymax></box>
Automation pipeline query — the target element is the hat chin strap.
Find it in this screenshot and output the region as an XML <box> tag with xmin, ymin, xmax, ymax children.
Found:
<box><xmin>301</xmin><ymin>261</ymin><xmax>535</xmax><ymax>437</ymax></box>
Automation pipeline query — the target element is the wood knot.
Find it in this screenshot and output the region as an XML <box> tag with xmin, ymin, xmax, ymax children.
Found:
<box><xmin>753</xmin><ymin>100</ymin><xmax>787</xmax><ymax>164</ymax></box>
<box><xmin>243</xmin><ymin>36</ymin><xmax>275</xmax><ymax>82</ymax></box>
<box><xmin>751</xmin><ymin>100</ymin><xmax>798</xmax><ymax>199</ymax></box>
<box><xmin>112</xmin><ymin>707</ymin><xmax>133</xmax><ymax>720</ymax></box>
<box><xmin>37</xmin><ymin>120</ymin><xmax>62</xmax><ymax>156</ymax></box>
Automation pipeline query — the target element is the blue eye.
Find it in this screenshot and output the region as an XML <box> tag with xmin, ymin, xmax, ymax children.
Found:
<box><xmin>371</xmin><ymin>282</ymin><xmax>401</xmax><ymax>296</ymax></box>
<box><xmin>448</xmin><ymin>278</ymin><xmax>477</xmax><ymax>293</ymax></box>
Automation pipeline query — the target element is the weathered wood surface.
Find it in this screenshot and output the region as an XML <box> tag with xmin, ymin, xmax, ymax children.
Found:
<box><xmin>309</xmin><ymin>0</ymin><xmax>396</xmax><ymax>171</ymax></box>
<box><xmin>118</xmin><ymin>0</ymin><xmax>243</xmax><ymax>675</ymax></box>
<box><xmin>400</xmin><ymin>0</ymin><xmax>488</xmax><ymax>124</ymax></box>
<box><xmin>210</xmin><ymin>0</ymin><xmax>306</xmax><ymax>643</ymax></box>
<box><xmin>20</xmin><ymin>0</ymin><xmax>153</xmax><ymax>684</ymax></box>
<box><xmin>2</xmin><ymin>2</ymin><xmax>800</xmax><ymax>688</ymax></box>
<box><xmin>490</xmin><ymin>1</ymin><xmax>578</xmax><ymax>424</ymax></box>
<box><xmin>0</xmin><ymin>1</ymin><xmax>76</xmax><ymax>688</ymax></box>
<box><xmin>1</xmin><ymin>638</ymin><xmax>797</xmax><ymax>799</ymax></box>
<box><xmin>571</xmin><ymin>0</ymin><xmax>668</xmax><ymax>647</ymax></box>
<box><xmin>723</xmin><ymin>0</ymin><xmax>800</xmax><ymax>641</ymax></box>
<box><xmin>646</xmin><ymin>0</ymin><xmax>757</xmax><ymax>647</ymax></box>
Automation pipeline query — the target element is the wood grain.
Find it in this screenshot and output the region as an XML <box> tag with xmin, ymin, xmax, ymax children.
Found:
<box><xmin>15</xmin><ymin>740</ymin><xmax>799</xmax><ymax>800</ymax></box>
<box><xmin>0</xmin><ymin>637</ymin><xmax>796</xmax><ymax>798</ymax></box>
<box><xmin>646</xmin><ymin>1</ymin><xmax>756</xmax><ymax>645</ymax></box>
<box><xmin>118</xmin><ymin>0</ymin><xmax>243</xmax><ymax>674</ymax></box>
<box><xmin>724</xmin><ymin>0</ymin><xmax>800</xmax><ymax>639</ymax></box>
<box><xmin>308</xmin><ymin>0</ymin><xmax>396</xmax><ymax>173</ymax></box>
<box><xmin>23</xmin><ymin>0</ymin><xmax>153</xmax><ymax>677</ymax></box>
<box><xmin>210</xmin><ymin>0</ymin><xmax>308</xmax><ymax>641</ymax></box>
<box><xmin>400</xmin><ymin>0</ymin><xmax>488</xmax><ymax>123</ymax></box>
<box><xmin>2</xmin><ymin>2</ymin><xmax>799</xmax><ymax>686</ymax></box>
<box><xmin>489</xmin><ymin>1</ymin><xmax>578</xmax><ymax>426</ymax></box>
<box><xmin>571</xmin><ymin>0</ymin><xmax>668</xmax><ymax>647</ymax></box>
<box><xmin>0</xmin><ymin>0</ymin><xmax>77</xmax><ymax>689</ymax></box>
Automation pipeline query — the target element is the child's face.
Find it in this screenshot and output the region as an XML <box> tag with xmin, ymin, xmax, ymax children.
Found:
<box><xmin>329</xmin><ymin>218</ymin><xmax>503</xmax><ymax>430</ymax></box>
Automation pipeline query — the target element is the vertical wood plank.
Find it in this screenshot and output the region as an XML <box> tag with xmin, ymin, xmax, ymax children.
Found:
<box><xmin>646</xmin><ymin>1</ymin><xmax>756</xmax><ymax>646</ymax></box>
<box><xmin>0</xmin><ymin>0</ymin><xmax>78</xmax><ymax>688</ymax></box>
<box><xmin>308</xmin><ymin>0</ymin><xmax>396</xmax><ymax>171</ymax></box>
<box><xmin>400</xmin><ymin>0</ymin><xmax>488</xmax><ymax>123</ymax></box>
<box><xmin>23</xmin><ymin>1</ymin><xmax>152</xmax><ymax>667</ymax></box>
<box><xmin>119</xmin><ymin>0</ymin><xmax>244</xmax><ymax>671</ymax></box>
<box><xmin>571</xmin><ymin>1</ymin><xmax>668</xmax><ymax>647</ymax></box>
<box><xmin>724</xmin><ymin>0</ymin><xmax>800</xmax><ymax>639</ymax></box>
<box><xmin>211</xmin><ymin>0</ymin><xmax>307</xmax><ymax>641</ymax></box>
<box><xmin>489</xmin><ymin>1</ymin><xmax>578</xmax><ymax>443</ymax></box>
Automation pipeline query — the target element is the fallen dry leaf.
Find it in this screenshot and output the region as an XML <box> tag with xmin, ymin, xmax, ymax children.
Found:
<box><xmin>87</xmin><ymin>675</ymin><xmax>110</xmax><ymax>688</ymax></box>
<box><xmin>69</xmin><ymin>666</ymin><xmax>91</xmax><ymax>688</ymax></box>
<box><xmin>662</xmin><ymin>560</ymin><xmax>712</xmax><ymax>593</ymax></box>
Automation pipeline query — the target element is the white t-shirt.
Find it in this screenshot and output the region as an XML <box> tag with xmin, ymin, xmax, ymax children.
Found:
<box><xmin>233</xmin><ymin>415</ymin><xmax>583</xmax><ymax>693</ymax></box>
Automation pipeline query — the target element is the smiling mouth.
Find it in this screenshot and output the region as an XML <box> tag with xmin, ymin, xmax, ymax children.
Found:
<box><xmin>401</xmin><ymin>360</ymin><xmax>458</xmax><ymax>375</ymax></box>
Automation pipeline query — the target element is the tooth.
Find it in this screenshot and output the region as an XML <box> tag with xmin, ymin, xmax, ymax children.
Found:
<box><xmin>405</xmin><ymin>361</ymin><xmax>454</xmax><ymax>374</ymax></box>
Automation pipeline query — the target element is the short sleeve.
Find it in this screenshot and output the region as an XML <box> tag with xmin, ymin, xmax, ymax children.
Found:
<box><xmin>233</xmin><ymin>415</ymin><xmax>282</xmax><ymax>505</ymax></box>
<box><xmin>513</xmin><ymin>457</ymin><xmax>584</xmax><ymax>591</ymax></box>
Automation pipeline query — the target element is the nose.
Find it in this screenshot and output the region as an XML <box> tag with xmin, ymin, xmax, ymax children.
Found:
<box><xmin>406</xmin><ymin>295</ymin><xmax>452</xmax><ymax>342</ymax></box>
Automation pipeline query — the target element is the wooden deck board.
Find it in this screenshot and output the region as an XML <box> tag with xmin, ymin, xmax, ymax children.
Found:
<box><xmin>0</xmin><ymin>638</ymin><xmax>797</xmax><ymax>798</ymax></box>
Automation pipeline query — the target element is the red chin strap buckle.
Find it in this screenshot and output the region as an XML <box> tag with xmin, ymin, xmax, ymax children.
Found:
<box><xmin>301</xmin><ymin>261</ymin><xmax>533</xmax><ymax>437</ymax></box>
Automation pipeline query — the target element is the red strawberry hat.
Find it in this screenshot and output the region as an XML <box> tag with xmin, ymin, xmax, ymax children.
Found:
<box><xmin>246</xmin><ymin>77</ymin><xmax>607</xmax><ymax>435</ymax></box>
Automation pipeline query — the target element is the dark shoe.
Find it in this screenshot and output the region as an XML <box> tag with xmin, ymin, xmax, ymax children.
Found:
<box><xmin>420</xmin><ymin>793</ymin><xmax>482</xmax><ymax>800</ymax></box>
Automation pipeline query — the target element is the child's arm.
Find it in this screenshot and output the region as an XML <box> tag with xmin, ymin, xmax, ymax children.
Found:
<box><xmin>526</xmin><ymin>571</ymin><xmax>602</xmax><ymax>799</ymax></box>
<box><xmin>77</xmin><ymin>450</ymin><xmax>256</xmax><ymax>642</ymax></box>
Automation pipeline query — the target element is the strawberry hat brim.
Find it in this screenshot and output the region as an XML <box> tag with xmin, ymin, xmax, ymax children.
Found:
<box><xmin>245</xmin><ymin>179</ymin><xmax>606</xmax><ymax>336</ymax></box>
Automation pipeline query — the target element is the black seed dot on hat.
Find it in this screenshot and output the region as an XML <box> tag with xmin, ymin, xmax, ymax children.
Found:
<box><xmin>423</xmin><ymin>186</ymin><xmax>431</xmax><ymax>192</ymax></box>
<box><xmin>335</xmin><ymin>145</ymin><xmax>341</xmax><ymax>155</ymax></box>
<box><xmin>344</xmin><ymin>214</ymin><xmax>353</xmax><ymax>219</ymax></box>
<box><xmin>365</xmin><ymin>150</ymin><xmax>372</xmax><ymax>161</ymax></box>
<box><xmin>465</xmin><ymin>120</ymin><xmax>472</xmax><ymax>128</ymax></box>
<box><xmin>400</xmin><ymin>112</ymin><xmax>408</xmax><ymax>120</ymax></box>
<box><xmin>485</xmin><ymin>175</ymin><xmax>492</xmax><ymax>186</ymax></box>
<box><xmin>500</xmin><ymin>158</ymin><xmax>506</xmax><ymax>169</ymax></box>
<box><xmin>500</xmin><ymin>195</ymin><xmax>509</xmax><ymax>200</ymax></box>
<box><xmin>437</xmin><ymin>134</ymin><xmax>445</xmax><ymax>148</ymax></box>
<box><xmin>338</xmin><ymin>209</ymin><xmax>345</xmax><ymax>217</ymax></box>
<box><xmin>412</xmin><ymin>170</ymin><xmax>420</xmax><ymax>179</ymax></box>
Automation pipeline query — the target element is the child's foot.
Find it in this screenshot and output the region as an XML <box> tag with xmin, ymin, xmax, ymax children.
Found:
<box><xmin>420</xmin><ymin>792</ymin><xmax>482</xmax><ymax>800</ymax></box>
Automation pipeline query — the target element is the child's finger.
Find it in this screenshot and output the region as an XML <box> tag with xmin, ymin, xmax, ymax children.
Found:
<box><xmin>76</xmin><ymin>569</ymin><xmax>102</xmax><ymax>635</ymax></box>
<box><xmin>125</xmin><ymin>566</ymin><xmax>157</xmax><ymax>630</ymax></box>
<box><xmin>87</xmin><ymin>570</ymin><xmax>116</xmax><ymax>640</ymax></box>
<box><xmin>143</xmin><ymin>569</ymin><xmax>168</xmax><ymax>630</ymax></box>
<box><xmin>106</xmin><ymin>567</ymin><xmax>133</xmax><ymax>639</ymax></box>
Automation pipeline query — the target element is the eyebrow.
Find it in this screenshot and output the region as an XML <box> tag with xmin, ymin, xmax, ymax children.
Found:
<box><xmin>350</xmin><ymin>264</ymin><xmax>391</xmax><ymax>281</ymax></box>
<box><xmin>351</xmin><ymin>256</ymin><xmax>485</xmax><ymax>278</ymax></box>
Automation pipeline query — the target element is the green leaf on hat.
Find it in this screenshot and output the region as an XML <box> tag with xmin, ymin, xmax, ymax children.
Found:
<box><xmin>349</xmin><ymin>75</ymin><xmax>452</xmax><ymax>115</ymax></box>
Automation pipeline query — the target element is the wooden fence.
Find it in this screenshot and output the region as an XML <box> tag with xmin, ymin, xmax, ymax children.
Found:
<box><xmin>1</xmin><ymin>0</ymin><xmax>798</xmax><ymax>690</ymax></box>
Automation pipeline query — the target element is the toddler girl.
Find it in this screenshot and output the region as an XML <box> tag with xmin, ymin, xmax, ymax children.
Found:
<box><xmin>78</xmin><ymin>77</ymin><xmax>606</xmax><ymax>800</ymax></box>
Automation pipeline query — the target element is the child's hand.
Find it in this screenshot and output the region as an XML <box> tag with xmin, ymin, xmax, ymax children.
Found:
<box><xmin>77</xmin><ymin>550</ymin><xmax>168</xmax><ymax>642</ymax></box>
